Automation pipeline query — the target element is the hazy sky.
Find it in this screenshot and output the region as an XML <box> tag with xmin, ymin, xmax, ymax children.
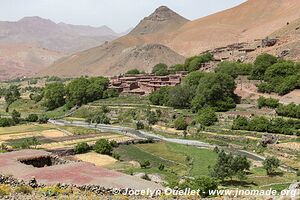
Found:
<box><xmin>0</xmin><ymin>0</ymin><xmax>246</xmax><ymax>33</ymax></box>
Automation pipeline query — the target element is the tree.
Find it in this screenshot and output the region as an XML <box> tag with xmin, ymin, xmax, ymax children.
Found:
<box><xmin>197</xmin><ymin>107</ymin><xmax>218</xmax><ymax>126</ymax></box>
<box><xmin>103</xmin><ymin>88</ymin><xmax>120</xmax><ymax>98</ymax></box>
<box><xmin>183</xmin><ymin>71</ymin><xmax>205</xmax><ymax>88</ymax></box>
<box><xmin>216</xmin><ymin>61</ymin><xmax>253</xmax><ymax>78</ymax></box>
<box><xmin>152</xmin><ymin>63</ymin><xmax>169</xmax><ymax>76</ymax></box>
<box><xmin>0</xmin><ymin>118</ymin><xmax>14</xmax><ymax>127</ymax></box>
<box><xmin>263</xmin><ymin>156</ymin><xmax>280</xmax><ymax>175</ymax></box>
<box><xmin>126</xmin><ymin>69</ymin><xmax>143</xmax><ymax>75</ymax></box>
<box><xmin>74</xmin><ymin>142</ymin><xmax>90</xmax><ymax>154</ymax></box>
<box><xmin>88</xmin><ymin>111</ymin><xmax>110</xmax><ymax>124</ymax></box>
<box><xmin>26</xmin><ymin>114</ymin><xmax>38</xmax><ymax>122</ymax></box>
<box><xmin>257</xmin><ymin>97</ymin><xmax>279</xmax><ymax>109</ymax></box>
<box><xmin>232</xmin><ymin>116</ymin><xmax>249</xmax><ymax>130</ymax></box>
<box><xmin>38</xmin><ymin>115</ymin><xmax>49</xmax><ymax>124</ymax></box>
<box><xmin>192</xmin><ymin>73</ymin><xmax>237</xmax><ymax>112</ymax></box>
<box><xmin>250</xmin><ymin>53</ymin><xmax>278</xmax><ymax>80</ymax></box>
<box><xmin>167</xmin><ymin>85</ymin><xmax>193</xmax><ymax>109</ymax></box>
<box><xmin>185</xmin><ymin>53</ymin><xmax>213</xmax><ymax>72</ymax></box>
<box><xmin>211</xmin><ymin>150</ymin><xmax>250</xmax><ymax>181</ymax></box>
<box><xmin>43</xmin><ymin>82</ymin><xmax>65</xmax><ymax>110</ymax></box>
<box><xmin>11</xmin><ymin>110</ymin><xmax>21</xmax><ymax>124</ymax></box>
<box><xmin>66</xmin><ymin>77</ymin><xmax>90</xmax><ymax>107</ymax></box>
<box><xmin>185</xmin><ymin>176</ymin><xmax>218</xmax><ymax>198</ymax></box>
<box><xmin>93</xmin><ymin>139</ymin><xmax>113</xmax><ymax>155</ymax></box>
<box><xmin>4</xmin><ymin>85</ymin><xmax>20</xmax><ymax>108</ymax></box>
<box><xmin>174</xmin><ymin>116</ymin><xmax>188</xmax><ymax>130</ymax></box>
<box><xmin>149</xmin><ymin>87</ymin><xmax>170</xmax><ymax>106</ymax></box>
<box><xmin>86</xmin><ymin>77</ymin><xmax>109</xmax><ymax>102</ymax></box>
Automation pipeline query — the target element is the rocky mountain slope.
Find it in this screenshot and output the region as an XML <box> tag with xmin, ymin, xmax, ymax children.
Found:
<box><xmin>0</xmin><ymin>17</ymin><xmax>121</xmax><ymax>80</ymax></box>
<box><xmin>42</xmin><ymin>0</ymin><xmax>300</xmax><ymax>78</ymax></box>
<box><xmin>0</xmin><ymin>16</ymin><xmax>119</xmax><ymax>53</ymax></box>
<box><xmin>40</xmin><ymin>6</ymin><xmax>187</xmax><ymax>77</ymax></box>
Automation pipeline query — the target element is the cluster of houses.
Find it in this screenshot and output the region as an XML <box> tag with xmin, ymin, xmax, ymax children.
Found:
<box><xmin>109</xmin><ymin>72</ymin><xmax>187</xmax><ymax>95</ymax></box>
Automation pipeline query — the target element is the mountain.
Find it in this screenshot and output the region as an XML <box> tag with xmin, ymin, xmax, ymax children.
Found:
<box><xmin>129</xmin><ymin>6</ymin><xmax>188</xmax><ymax>35</ymax></box>
<box><xmin>41</xmin><ymin>0</ymin><xmax>300</xmax><ymax>78</ymax></box>
<box><xmin>0</xmin><ymin>17</ymin><xmax>123</xmax><ymax>80</ymax></box>
<box><xmin>0</xmin><ymin>44</ymin><xmax>62</xmax><ymax>80</ymax></box>
<box><xmin>40</xmin><ymin>6</ymin><xmax>188</xmax><ymax>77</ymax></box>
<box><xmin>0</xmin><ymin>16</ymin><xmax>120</xmax><ymax>53</ymax></box>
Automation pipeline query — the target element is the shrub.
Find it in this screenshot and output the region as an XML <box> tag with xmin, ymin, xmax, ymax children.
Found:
<box><xmin>112</xmin><ymin>152</ymin><xmax>120</xmax><ymax>160</ymax></box>
<box><xmin>257</xmin><ymin>97</ymin><xmax>279</xmax><ymax>109</ymax></box>
<box><xmin>174</xmin><ymin>116</ymin><xmax>188</xmax><ymax>130</ymax></box>
<box><xmin>14</xmin><ymin>185</ymin><xmax>33</xmax><ymax>194</ymax></box>
<box><xmin>140</xmin><ymin>160</ymin><xmax>151</xmax><ymax>168</ymax></box>
<box><xmin>126</xmin><ymin>69</ymin><xmax>144</xmax><ymax>75</ymax></box>
<box><xmin>197</xmin><ymin>107</ymin><xmax>218</xmax><ymax>126</ymax></box>
<box><xmin>0</xmin><ymin>118</ymin><xmax>15</xmax><ymax>127</ymax></box>
<box><xmin>93</xmin><ymin>139</ymin><xmax>113</xmax><ymax>155</ymax></box>
<box><xmin>136</xmin><ymin>121</ymin><xmax>145</xmax><ymax>130</ymax></box>
<box><xmin>74</xmin><ymin>142</ymin><xmax>90</xmax><ymax>154</ymax></box>
<box><xmin>152</xmin><ymin>63</ymin><xmax>169</xmax><ymax>76</ymax></box>
<box><xmin>263</xmin><ymin>156</ymin><xmax>280</xmax><ymax>175</ymax></box>
<box><xmin>158</xmin><ymin>163</ymin><xmax>165</xmax><ymax>171</ymax></box>
<box><xmin>27</xmin><ymin>114</ymin><xmax>39</xmax><ymax>122</ymax></box>
<box><xmin>0</xmin><ymin>185</ymin><xmax>12</xmax><ymax>197</ymax></box>
<box><xmin>38</xmin><ymin>115</ymin><xmax>49</xmax><ymax>124</ymax></box>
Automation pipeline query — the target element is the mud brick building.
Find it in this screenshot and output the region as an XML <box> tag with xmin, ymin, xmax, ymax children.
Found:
<box><xmin>109</xmin><ymin>72</ymin><xmax>187</xmax><ymax>95</ymax></box>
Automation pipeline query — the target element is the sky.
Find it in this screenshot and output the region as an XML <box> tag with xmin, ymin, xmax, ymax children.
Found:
<box><xmin>0</xmin><ymin>0</ymin><xmax>246</xmax><ymax>33</ymax></box>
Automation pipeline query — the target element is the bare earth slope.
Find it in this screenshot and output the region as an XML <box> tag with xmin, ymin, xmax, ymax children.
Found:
<box><xmin>0</xmin><ymin>44</ymin><xmax>62</xmax><ymax>80</ymax></box>
<box><xmin>169</xmin><ymin>0</ymin><xmax>300</xmax><ymax>56</ymax></box>
<box><xmin>40</xmin><ymin>6</ymin><xmax>187</xmax><ymax>77</ymax></box>
<box><xmin>0</xmin><ymin>16</ymin><xmax>119</xmax><ymax>53</ymax></box>
<box><xmin>41</xmin><ymin>0</ymin><xmax>300</xmax><ymax>78</ymax></box>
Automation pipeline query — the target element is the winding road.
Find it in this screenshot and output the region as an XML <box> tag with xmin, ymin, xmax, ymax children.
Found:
<box><xmin>48</xmin><ymin>119</ymin><xmax>296</xmax><ymax>173</ymax></box>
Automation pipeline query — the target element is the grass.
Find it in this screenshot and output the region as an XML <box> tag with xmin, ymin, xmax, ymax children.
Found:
<box><xmin>0</xmin><ymin>124</ymin><xmax>56</xmax><ymax>135</ymax></box>
<box><xmin>112</xmin><ymin>142</ymin><xmax>218</xmax><ymax>181</ymax></box>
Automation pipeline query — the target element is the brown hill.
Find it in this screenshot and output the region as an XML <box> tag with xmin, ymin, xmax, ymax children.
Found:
<box><xmin>0</xmin><ymin>44</ymin><xmax>62</xmax><ymax>80</ymax></box>
<box><xmin>41</xmin><ymin>0</ymin><xmax>300</xmax><ymax>78</ymax></box>
<box><xmin>40</xmin><ymin>6</ymin><xmax>187</xmax><ymax>77</ymax></box>
<box><xmin>0</xmin><ymin>16</ymin><xmax>120</xmax><ymax>53</ymax></box>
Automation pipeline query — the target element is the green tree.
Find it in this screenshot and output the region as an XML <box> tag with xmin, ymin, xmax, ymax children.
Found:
<box><xmin>250</xmin><ymin>53</ymin><xmax>278</xmax><ymax>80</ymax></box>
<box><xmin>149</xmin><ymin>87</ymin><xmax>170</xmax><ymax>106</ymax></box>
<box><xmin>192</xmin><ymin>73</ymin><xmax>237</xmax><ymax>112</ymax></box>
<box><xmin>263</xmin><ymin>156</ymin><xmax>280</xmax><ymax>175</ymax></box>
<box><xmin>146</xmin><ymin>110</ymin><xmax>158</xmax><ymax>125</ymax></box>
<box><xmin>66</xmin><ymin>77</ymin><xmax>90</xmax><ymax>107</ymax></box>
<box><xmin>126</xmin><ymin>69</ymin><xmax>143</xmax><ymax>75</ymax></box>
<box><xmin>74</xmin><ymin>142</ymin><xmax>90</xmax><ymax>154</ymax></box>
<box><xmin>11</xmin><ymin>110</ymin><xmax>21</xmax><ymax>124</ymax></box>
<box><xmin>103</xmin><ymin>88</ymin><xmax>120</xmax><ymax>98</ymax></box>
<box><xmin>140</xmin><ymin>160</ymin><xmax>151</xmax><ymax>168</ymax></box>
<box><xmin>26</xmin><ymin>114</ymin><xmax>38</xmax><ymax>122</ymax></box>
<box><xmin>174</xmin><ymin>116</ymin><xmax>188</xmax><ymax>130</ymax></box>
<box><xmin>152</xmin><ymin>63</ymin><xmax>169</xmax><ymax>76</ymax></box>
<box><xmin>185</xmin><ymin>176</ymin><xmax>218</xmax><ymax>198</ymax></box>
<box><xmin>43</xmin><ymin>82</ymin><xmax>65</xmax><ymax>110</ymax></box>
<box><xmin>167</xmin><ymin>85</ymin><xmax>193</xmax><ymax>108</ymax></box>
<box><xmin>4</xmin><ymin>85</ymin><xmax>21</xmax><ymax>108</ymax></box>
<box><xmin>93</xmin><ymin>139</ymin><xmax>113</xmax><ymax>155</ymax></box>
<box><xmin>136</xmin><ymin>121</ymin><xmax>144</xmax><ymax>130</ymax></box>
<box><xmin>197</xmin><ymin>107</ymin><xmax>218</xmax><ymax>126</ymax></box>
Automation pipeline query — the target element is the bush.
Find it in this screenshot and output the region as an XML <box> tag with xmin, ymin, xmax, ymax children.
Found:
<box><xmin>197</xmin><ymin>107</ymin><xmax>218</xmax><ymax>126</ymax></box>
<box><xmin>140</xmin><ymin>160</ymin><xmax>151</xmax><ymax>168</ymax></box>
<box><xmin>257</xmin><ymin>97</ymin><xmax>279</xmax><ymax>109</ymax></box>
<box><xmin>0</xmin><ymin>118</ymin><xmax>15</xmax><ymax>127</ymax></box>
<box><xmin>158</xmin><ymin>163</ymin><xmax>165</xmax><ymax>171</ymax></box>
<box><xmin>276</xmin><ymin>103</ymin><xmax>300</xmax><ymax>119</ymax></box>
<box><xmin>152</xmin><ymin>63</ymin><xmax>169</xmax><ymax>76</ymax></box>
<box><xmin>126</xmin><ymin>69</ymin><xmax>144</xmax><ymax>75</ymax></box>
<box><xmin>112</xmin><ymin>152</ymin><xmax>120</xmax><ymax>160</ymax></box>
<box><xmin>174</xmin><ymin>116</ymin><xmax>188</xmax><ymax>130</ymax></box>
<box><xmin>93</xmin><ymin>139</ymin><xmax>113</xmax><ymax>155</ymax></box>
<box><xmin>184</xmin><ymin>176</ymin><xmax>218</xmax><ymax>198</ymax></box>
<box><xmin>74</xmin><ymin>142</ymin><xmax>90</xmax><ymax>154</ymax></box>
<box><xmin>136</xmin><ymin>121</ymin><xmax>145</xmax><ymax>130</ymax></box>
<box><xmin>263</xmin><ymin>156</ymin><xmax>280</xmax><ymax>175</ymax></box>
<box><xmin>38</xmin><ymin>115</ymin><xmax>49</xmax><ymax>124</ymax></box>
<box><xmin>14</xmin><ymin>185</ymin><xmax>33</xmax><ymax>194</ymax></box>
<box><xmin>26</xmin><ymin>114</ymin><xmax>39</xmax><ymax>122</ymax></box>
<box><xmin>250</xmin><ymin>53</ymin><xmax>278</xmax><ymax>80</ymax></box>
<box><xmin>0</xmin><ymin>185</ymin><xmax>12</xmax><ymax>197</ymax></box>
